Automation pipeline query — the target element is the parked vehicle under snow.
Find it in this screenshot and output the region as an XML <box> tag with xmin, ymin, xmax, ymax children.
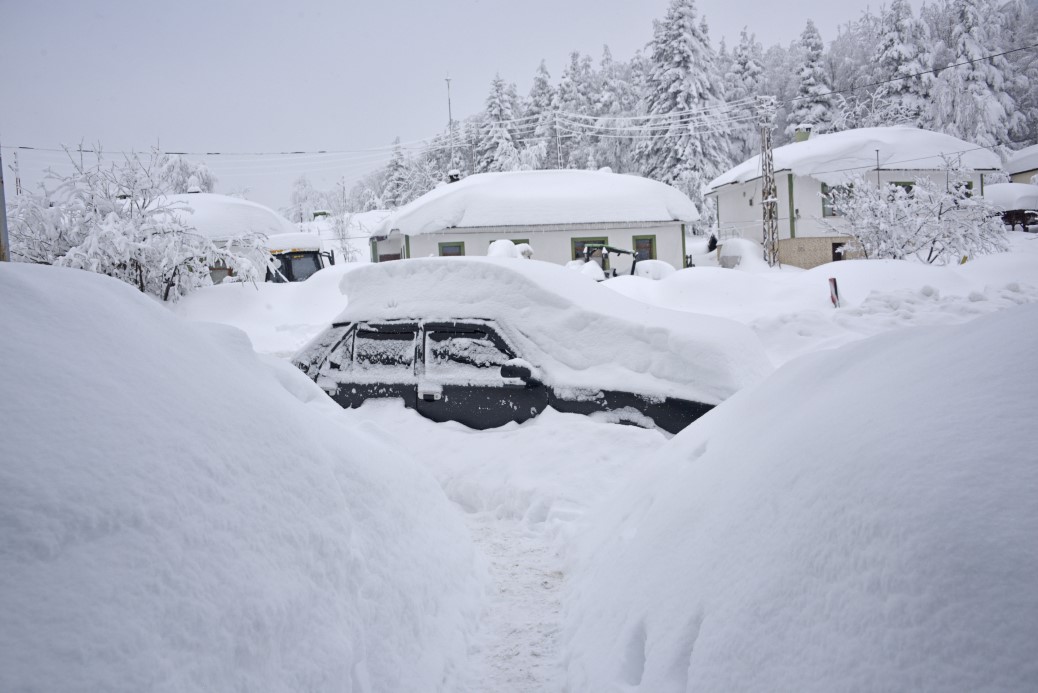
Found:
<box><xmin>293</xmin><ymin>257</ymin><xmax>772</xmax><ymax>433</ymax></box>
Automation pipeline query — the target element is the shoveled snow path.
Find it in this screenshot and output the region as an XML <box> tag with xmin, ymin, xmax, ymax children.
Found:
<box><xmin>342</xmin><ymin>403</ymin><xmax>668</xmax><ymax>691</ymax></box>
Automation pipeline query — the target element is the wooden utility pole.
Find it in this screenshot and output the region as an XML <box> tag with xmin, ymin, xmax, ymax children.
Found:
<box><xmin>758</xmin><ymin>95</ymin><xmax>779</xmax><ymax>267</ymax></box>
<box><xmin>0</xmin><ymin>141</ymin><xmax>10</xmax><ymax>262</ymax></box>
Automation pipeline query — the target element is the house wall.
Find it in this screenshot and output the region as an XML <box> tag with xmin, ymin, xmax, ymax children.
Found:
<box><xmin>383</xmin><ymin>222</ymin><xmax>688</xmax><ymax>272</ymax></box>
<box><xmin>1011</xmin><ymin>169</ymin><xmax>1038</xmax><ymax>185</ymax></box>
<box><xmin>713</xmin><ymin>169</ymin><xmax>990</xmax><ymax>243</ymax></box>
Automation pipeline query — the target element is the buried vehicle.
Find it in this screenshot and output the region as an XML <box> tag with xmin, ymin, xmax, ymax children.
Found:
<box><xmin>293</xmin><ymin>258</ymin><xmax>772</xmax><ymax>433</ymax></box>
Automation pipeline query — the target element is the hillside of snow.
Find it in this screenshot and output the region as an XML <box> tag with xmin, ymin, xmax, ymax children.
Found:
<box><xmin>562</xmin><ymin>305</ymin><xmax>1038</xmax><ymax>691</ymax></box>
<box><xmin>0</xmin><ymin>264</ymin><xmax>482</xmax><ymax>693</ymax></box>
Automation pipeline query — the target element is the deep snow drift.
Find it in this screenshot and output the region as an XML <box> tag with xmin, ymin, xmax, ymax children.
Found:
<box><xmin>0</xmin><ymin>264</ymin><xmax>482</xmax><ymax>692</ymax></box>
<box><xmin>562</xmin><ymin>306</ymin><xmax>1038</xmax><ymax>692</ymax></box>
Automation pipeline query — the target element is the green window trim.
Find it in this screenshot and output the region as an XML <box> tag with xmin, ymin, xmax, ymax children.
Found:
<box><xmin>681</xmin><ymin>224</ymin><xmax>688</xmax><ymax>268</ymax></box>
<box><xmin>632</xmin><ymin>234</ymin><xmax>657</xmax><ymax>260</ymax></box>
<box><xmin>405</xmin><ymin>235</ymin><xmax>411</xmax><ymax>259</ymax></box>
<box><xmin>788</xmin><ymin>174</ymin><xmax>796</xmax><ymax>238</ymax></box>
<box><xmin>370</xmin><ymin>238</ymin><xmax>378</xmax><ymax>263</ymax></box>
<box><xmin>438</xmin><ymin>241</ymin><xmax>465</xmax><ymax>257</ymax></box>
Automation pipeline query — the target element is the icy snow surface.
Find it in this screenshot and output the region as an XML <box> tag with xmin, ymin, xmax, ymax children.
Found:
<box><xmin>333</xmin><ymin>257</ymin><xmax>772</xmax><ymax>404</ymax></box>
<box><xmin>375</xmin><ymin>169</ymin><xmax>699</xmax><ymax>237</ymax></box>
<box><xmin>0</xmin><ymin>264</ymin><xmax>482</xmax><ymax>693</ymax></box>
<box><xmin>561</xmin><ymin>304</ymin><xmax>1038</xmax><ymax>691</ymax></box>
<box><xmin>706</xmin><ymin>126</ymin><xmax>1001</xmax><ymax>191</ymax></box>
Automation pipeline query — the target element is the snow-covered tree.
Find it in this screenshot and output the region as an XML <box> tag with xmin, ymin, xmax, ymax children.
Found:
<box><xmin>160</xmin><ymin>155</ymin><xmax>217</xmax><ymax>194</ymax></box>
<box><xmin>522</xmin><ymin>60</ymin><xmax>558</xmax><ymax>169</ymax></box>
<box><xmin>636</xmin><ymin>0</ymin><xmax>731</xmax><ymax>215</ymax></box>
<box><xmin>474</xmin><ymin>75</ymin><xmax>521</xmax><ymax>173</ymax></box>
<box><xmin>724</xmin><ymin>28</ymin><xmax>765</xmax><ymax>162</ymax></box>
<box><xmin>930</xmin><ymin>0</ymin><xmax>1024</xmax><ymax>153</ymax></box>
<box><xmin>282</xmin><ymin>174</ymin><xmax>322</xmax><ymax>222</ymax></box>
<box><xmin>827</xmin><ymin>168</ymin><xmax>1008</xmax><ymax>264</ymax></box>
<box><xmin>870</xmin><ymin>0</ymin><xmax>933</xmax><ymax>126</ymax></box>
<box><xmin>786</xmin><ymin>20</ymin><xmax>836</xmax><ymax>136</ymax></box>
<box><xmin>381</xmin><ymin>139</ymin><xmax>409</xmax><ymax>208</ymax></box>
<box><xmin>8</xmin><ymin>147</ymin><xmax>266</xmax><ymax>300</ymax></box>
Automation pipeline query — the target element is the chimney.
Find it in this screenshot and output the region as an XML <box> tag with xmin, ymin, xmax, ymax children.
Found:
<box><xmin>794</xmin><ymin>124</ymin><xmax>814</xmax><ymax>143</ymax></box>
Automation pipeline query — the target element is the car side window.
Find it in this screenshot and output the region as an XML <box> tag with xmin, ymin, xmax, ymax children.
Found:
<box><xmin>353</xmin><ymin>325</ymin><xmax>417</xmax><ymax>378</ymax></box>
<box><xmin>425</xmin><ymin>326</ymin><xmax>511</xmax><ymax>383</ymax></box>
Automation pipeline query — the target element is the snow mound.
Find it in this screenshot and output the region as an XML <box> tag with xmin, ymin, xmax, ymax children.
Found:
<box><xmin>163</xmin><ymin>192</ymin><xmax>297</xmax><ymax>241</ymax></box>
<box><xmin>563</xmin><ymin>305</ymin><xmax>1038</xmax><ymax>691</ymax></box>
<box><xmin>0</xmin><ymin>264</ymin><xmax>481</xmax><ymax>692</ymax></box>
<box><xmin>331</xmin><ymin>257</ymin><xmax>772</xmax><ymax>405</ymax></box>
<box><xmin>706</xmin><ymin>126</ymin><xmax>1001</xmax><ymax>191</ymax></box>
<box><xmin>984</xmin><ymin>182</ymin><xmax>1038</xmax><ymax>211</ymax></box>
<box><xmin>375</xmin><ymin>169</ymin><xmax>699</xmax><ymax>237</ymax></box>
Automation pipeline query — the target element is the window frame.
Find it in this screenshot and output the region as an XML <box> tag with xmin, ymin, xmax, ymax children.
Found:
<box><xmin>438</xmin><ymin>241</ymin><xmax>466</xmax><ymax>257</ymax></box>
<box><xmin>631</xmin><ymin>234</ymin><xmax>657</xmax><ymax>260</ymax></box>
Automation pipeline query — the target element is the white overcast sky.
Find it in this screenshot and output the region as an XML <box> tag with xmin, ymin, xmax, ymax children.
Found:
<box><xmin>2</xmin><ymin>0</ymin><xmax>880</xmax><ymax>209</ymax></box>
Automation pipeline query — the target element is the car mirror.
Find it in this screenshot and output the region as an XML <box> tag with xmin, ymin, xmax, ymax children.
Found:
<box><xmin>500</xmin><ymin>363</ymin><xmax>532</xmax><ymax>380</ymax></box>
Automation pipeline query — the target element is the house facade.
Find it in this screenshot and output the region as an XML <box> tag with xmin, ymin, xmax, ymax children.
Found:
<box><xmin>705</xmin><ymin>127</ymin><xmax>1002</xmax><ymax>268</ymax></box>
<box><xmin>370</xmin><ymin>169</ymin><xmax>699</xmax><ymax>273</ymax></box>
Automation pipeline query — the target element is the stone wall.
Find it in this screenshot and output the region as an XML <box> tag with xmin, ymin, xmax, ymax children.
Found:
<box><xmin>778</xmin><ymin>236</ymin><xmax>861</xmax><ymax>269</ymax></box>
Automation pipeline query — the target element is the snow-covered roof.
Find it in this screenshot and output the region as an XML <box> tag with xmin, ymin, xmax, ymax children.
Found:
<box><xmin>265</xmin><ymin>232</ymin><xmax>323</xmax><ymax>253</ymax></box>
<box><xmin>164</xmin><ymin>193</ymin><xmax>297</xmax><ymax>241</ymax></box>
<box><xmin>706</xmin><ymin>127</ymin><xmax>1002</xmax><ymax>193</ymax></box>
<box><xmin>1006</xmin><ymin>144</ymin><xmax>1038</xmax><ymax>175</ymax></box>
<box><xmin>318</xmin><ymin>257</ymin><xmax>770</xmax><ymax>405</ymax></box>
<box><xmin>983</xmin><ymin>183</ymin><xmax>1038</xmax><ymax>211</ymax></box>
<box><xmin>376</xmin><ymin>169</ymin><xmax>699</xmax><ymax>237</ymax></box>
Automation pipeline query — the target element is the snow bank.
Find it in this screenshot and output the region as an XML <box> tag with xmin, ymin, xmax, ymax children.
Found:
<box><xmin>0</xmin><ymin>264</ymin><xmax>481</xmax><ymax>692</ymax></box>
<box><xmin>375</xmin><ymin>169</ymin><xmax>699</xmax><ymax>237</ymax></box>
<box><xmin>164</xmin><ymin>192</ymin><xmax>297</xmax><ymax>241</ymax></box>
<box><xmin>562</xmin><ymin>305</ymin><xmax>1038</xmax><ymax>692</ymax></box>
<box><xmin>706</xmin><ymin>126</ymin><xmax>1001</xmax><ymax>191</ymax></box>
<box><xmin>174</xmin><ymin>263</ymin><xmax>358</xmax><ymax>356</ymax></box>
<box><xmin>984</xmin><ymin>182</ymin><xmax>1038</xmax><ymax>211</ymax></box>
<box><xmin>331</xmin><ymin>257</ymin><xmax>773</xmax><ymax>405</ymax></box>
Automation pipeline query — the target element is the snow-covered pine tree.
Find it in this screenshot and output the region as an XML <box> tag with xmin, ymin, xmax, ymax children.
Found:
<box><xmin>636</xmin><ymin>0</ymin><xmax>731</xmax><ymax>216</ymax></box>
<box><xmin>381</xmin><ymin>138</ymin><xmax>408</xmax><ymax>208</ymax></box>
<box><xmin>786</xmin><ymin>20</ymin><xmax>836</xmax><ymax>136</ymax></box>
<box><xmin>871</xmin><ymin>0</ymin><xmax>934</xmax><ymax>126</ymax></box>
<box><xmin>474</xmin><ymin>75</ymin><xmax>521</xmax><ymax>173</ymax></box>
<box><xmin>930</xmin><ymin>0</ymin><xmax>1023</xmax><ymax>153</ymax></box>
<box><xmin>998</xmin><ymin>0</ymin><xmax>1038</xmax><ymax>145</ymax></box>
<box><xmin>523</xmin><ymin>60</ymin><xmax>558</xmax><ymax>169</ymax></box>
<box><xmin>591</xmin><ymin>45</ymin><xmax>641</xmax><ymax>171</ymax></box>
<box><xmin>284</xmin><ymin>174</ymin><xmax>322</xmax><ymax>222</ymax></box>
<box><xmin>724</xmin><ymin>28</ymin><xmax>765</xmax><ymax>163</ymax></box>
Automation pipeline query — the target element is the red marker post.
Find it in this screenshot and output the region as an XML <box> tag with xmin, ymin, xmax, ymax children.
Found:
<box><xmin>829</xmin><ymin>277</ymin><xmax>840</xmax><ymax>308</ymax></box>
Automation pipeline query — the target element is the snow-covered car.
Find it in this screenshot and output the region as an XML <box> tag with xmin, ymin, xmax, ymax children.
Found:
<box><xmin>293</xmin><ymin>258</ymin><xmax>772</xmax><ymax>433</ymax></box>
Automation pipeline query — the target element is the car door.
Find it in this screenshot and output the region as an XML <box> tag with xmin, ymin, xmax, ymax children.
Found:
<box><xmin>416</xmin><ymin>321</ymin><xmax>546</xmax><ymax>429</ymax></box>
<box><xmin>335</xmin><ymin>321</ymin><xmax>419</xmax><ymax>410</ymax></box>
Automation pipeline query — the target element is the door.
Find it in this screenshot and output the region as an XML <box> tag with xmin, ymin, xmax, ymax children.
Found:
<box><xmin>416</xmin><ymin>321</ymin><xmax>546</xmax><ymax>429</ymax></box>
<box><xmin>337</xmin><ymin>322</ymin><xmax>419</xmax><ymax>410</ymax></box>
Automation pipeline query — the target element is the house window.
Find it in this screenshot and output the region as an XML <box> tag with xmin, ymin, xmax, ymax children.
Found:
<box><xmin>822</xmin><ymin>182</ymin><xmax>851</xmax><ymax>217</ymax></box>
<box><xmin>952</xmin><ymin>180</ymin><xmax>974</xmax><ymax>199</ymax></box>
<box><xmin>892</xmin><ymin>181</ymin><xmax>914</xmax><ymax>195</ymax></box>
<box><xmin>632</xmin><ymin>235</ymin><xmax>657</xmax><ymax>260</ymax></box>
<box><xmin>489</xmin><ymin>238</ymin><xmax>529</xmax><ymax>246</ymax></box>
<box><xmin>438</xmin><ymin>241</ymin><xmax>465</xmax><ymax>257</ymax></box>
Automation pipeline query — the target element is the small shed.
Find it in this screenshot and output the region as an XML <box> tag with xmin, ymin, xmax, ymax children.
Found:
<box><xmin>704</xmin><ymin>127</ymin><xmax>1002</xmax><ymax>268</ymax></box>
<box><xmin>369</xmin><ymin>169</ymin><xmax>699</xmax><ymax>273</ymax></box>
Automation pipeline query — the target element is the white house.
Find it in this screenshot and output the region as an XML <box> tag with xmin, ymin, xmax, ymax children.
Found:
<box><xmin>1006</xmin><ymin>144</ymin><xmax>1038</xmax><ymax>185</ymax></box>
<box><xmin>705</xmin><ymin>127</ymin><xmax>1002</xmax><ymax>268</ymax></box>
<box><xmin>369</xmin><ymin>169</ymin><xmax>699</xmax><ymax>274</ymax></box>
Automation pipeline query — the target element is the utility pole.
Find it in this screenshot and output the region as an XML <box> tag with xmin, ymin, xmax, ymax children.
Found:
<box><xmin>12</xmin><ymin>151</ymin><xmax>22</xmax><ymax>195</ymax></box>
<box><xmin>445</xmin><ymin>75</ymin><xmax>455</xmax><ymax>171</ymax></box>
<box><xmin>875</xmin><ymin>149</ymin><xmax>881</xmax><ymax>188</ymax></box>
<box><xmin>0</xmin><ymin>140</ymin><xmax>10</xmax><ymax>262</ymax></box>
<box><xmin>757</xmin><ymin>95</ymin><xmax>779</xmax><ymax>267</ymax></box>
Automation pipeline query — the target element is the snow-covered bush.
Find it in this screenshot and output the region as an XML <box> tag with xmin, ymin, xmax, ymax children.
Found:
<box><xmin>8</xmin><ymin>146</ymin><xmax>266</xmax><ymax>300</ymax></box>
<box><xmin>827</xmin><ymin>168</ymin><xmax>1008</xmax><ymax>264</ymax></box>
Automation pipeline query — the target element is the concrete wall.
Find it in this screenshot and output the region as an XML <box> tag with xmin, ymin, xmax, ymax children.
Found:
<box><xmin>376</xmin><ymin>222</ymin><xmax>689</xmax><ymax>272</ymax></box>
<box><xmin>778</xmin><ymin>236</ymin><xmax>862</xmax><ymax>269</ymax></box>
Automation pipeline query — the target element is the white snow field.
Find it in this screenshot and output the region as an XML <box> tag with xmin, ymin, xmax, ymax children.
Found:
<box><xmin>4</xmin><ymin>230</ymin><xmax>1037</xmax><ymax>692</ymax></box>
<box><xmin>561</xmin><ymin>304</ymin><xmax>1038</xmax><ymax>691</ymax></box>
<box><xmin>0</xmin><ymin>264</ymin><xmax>482</xmax><ymax>693</ymax></box>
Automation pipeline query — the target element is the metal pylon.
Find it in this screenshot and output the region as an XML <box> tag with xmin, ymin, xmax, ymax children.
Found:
<box><xmin>757</xmin><ymin>95</ymin><xmax>779</xmax><ymax>267</ymax></box>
